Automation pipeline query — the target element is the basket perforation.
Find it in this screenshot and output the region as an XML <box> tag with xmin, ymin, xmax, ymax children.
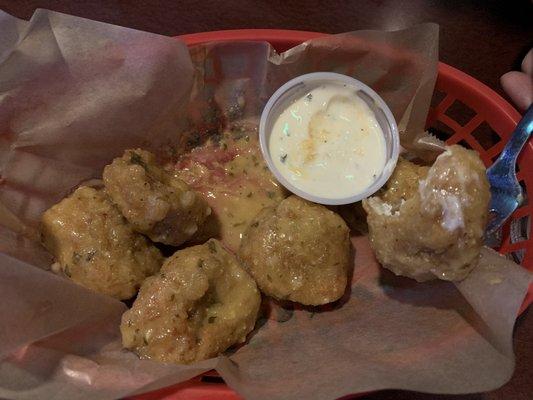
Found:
<box><xmin>444</xmin><ymin>100</ymin><xmax>478</xmax><ymax>126</ymax></box>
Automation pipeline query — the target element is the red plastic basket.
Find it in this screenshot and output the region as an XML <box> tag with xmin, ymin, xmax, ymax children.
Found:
<box><xmin>133</xmin><ymin>29</ymin><xmax>532</xmax><ymax>400</ymax></box>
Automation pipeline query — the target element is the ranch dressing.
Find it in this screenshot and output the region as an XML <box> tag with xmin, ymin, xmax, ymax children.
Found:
<box><xmin>269</xmin><ymin>83</ymin><xmax>387</xmax><ymax>199</ymax></box>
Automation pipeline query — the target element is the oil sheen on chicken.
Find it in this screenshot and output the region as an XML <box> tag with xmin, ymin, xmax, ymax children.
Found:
<box><xmin>239</xmin><ymin>195</ymin><xmax>351</xmax><ymax>305</ymax></box>
<box><xmin>41</xmin><ymin>186</ymin><xmax>163</xmax><ymax>299</ymax></box>
<box><xmin>174</xmin><ymin>124</ymin><xmax>286</xmax><ymax>252</ymax></box>
<box><xmin>363</xmin><ymin>145</ymin><xmax>490</xmax><ymax>281</ymax></box>
<box><xmin>121</xmin><ymin>239</ymin><xmax>261</xmax><ymax>364</ymax></box>
<box><xmin>103</xmin><ymin>149</ymin><xmax>211</xmax><ymax>246</ymax></box>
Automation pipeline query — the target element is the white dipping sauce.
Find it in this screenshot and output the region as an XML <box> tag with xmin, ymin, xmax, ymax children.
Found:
<box><xmin>269</xmin><ymin>83</ymin><xmax>387</xmax><ymax>199</ymax></box>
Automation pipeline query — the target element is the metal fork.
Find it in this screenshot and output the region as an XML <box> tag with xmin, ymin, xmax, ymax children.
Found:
<box><xmin>486</xmin><ymin>105</ymin><xmax>533</xmax><ymax>235</ymax></box>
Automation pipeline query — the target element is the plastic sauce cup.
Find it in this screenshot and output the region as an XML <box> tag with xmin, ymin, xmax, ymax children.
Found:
<box><xmin>259</xmin><ymin>72</ymin><xmax>400</xmax><ymax>205</ymax></box>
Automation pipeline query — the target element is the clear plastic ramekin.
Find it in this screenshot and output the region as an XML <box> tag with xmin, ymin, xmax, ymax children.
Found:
<box><xmin>259</xmin><ymin>72</ymin><xmax>400</xmax><ymax>205</ymax></box>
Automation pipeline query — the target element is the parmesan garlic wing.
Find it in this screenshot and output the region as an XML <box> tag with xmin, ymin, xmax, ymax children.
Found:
<box><xmin>103</xmin><ymin>149</ymin><xmax>211</xmax><ymax>246</ymax></box>
<box><xmin>239</xmin><ymin>196</ymin><xmax>351</xmax><ymax>305</ymax></box>
<box><xmin>121</xmin><ymin>239</ymin><xmax>261</xmax><ymax>364</ymax></box>
<box><xmin>41</xmin><ymin>186</ymin><xmax>163</xmax><ymax>299</ymax></box>
<box><xmin>363</xmin><ymin>145</ymin><xmax>490</xmax><ymax>281</ymax></box>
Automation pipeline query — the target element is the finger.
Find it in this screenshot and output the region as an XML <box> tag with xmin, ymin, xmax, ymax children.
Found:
<box><xmin>500</xmin><ymin>71</ymin><xmax>532</xmax><ymax>111</ymax></box>
<box><xmin>521</xmin><ymin>48</ymin><xmax>532</xmax><ymax>75</ymax></box>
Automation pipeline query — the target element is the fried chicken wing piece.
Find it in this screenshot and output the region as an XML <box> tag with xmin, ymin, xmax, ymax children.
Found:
<box><xmin>121</xmin><ymin>239</ymin><xmax>261</xmax><ymax>364</ymax></box>
<box><xmin>363</xmin><ymin>145</ymin><xmax>490</xmax><ymax>281</ymax></box>
<box><xmin>239</xmin><ymin>196</ymin><xmax>351</xmax><ymax>305</ymax></box>
<box><xmin>103</xmin><ymin>149</ymin><xmax>211</xmax><ymax>246</ymax></box>
<box><xmin>41</xmin><ymin>186</ymin><xmax>163</xmax><ymax>299</ymax></box>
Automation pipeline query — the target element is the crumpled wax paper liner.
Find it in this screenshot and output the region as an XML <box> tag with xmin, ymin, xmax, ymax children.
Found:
<box><xmin>0</xmin><ymin>8</ymin><xmax>531</xmax><ymax>400</ymax></box>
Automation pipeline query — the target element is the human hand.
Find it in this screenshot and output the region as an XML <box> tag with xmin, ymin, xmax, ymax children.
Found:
<box><xmin>500</xmin><ymin>49</ymin><xmax>532</xmax><ymax>111</ymax></box>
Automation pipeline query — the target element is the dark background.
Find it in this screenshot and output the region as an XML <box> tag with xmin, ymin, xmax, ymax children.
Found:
<box><xmin>0</xmin><ymin>1</ymin><xmax>531</xmax><ymax>400</ymax></box>
<box><xmin>1</xmin><ymin>0</ymin><xmax>532</xmax><ymax>100</ymax></box>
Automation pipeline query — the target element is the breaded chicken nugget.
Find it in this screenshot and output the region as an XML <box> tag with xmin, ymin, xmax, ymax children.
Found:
<box><xmin>363</xmin><ymin>145</ymin><xmax>490</xmax><ymax>281</ymax></box>
<box><xmin>41</xmin><ymin>186</ymin><xmax>163</xmax><ymax>299</ymax></box>
<box><xmin>239</xmin><ymin>196</ymin><xmax>350</xmax><ymax>305</ymax></box>
<box><xmin>103</xmin><ymin>149</ymin><xmax>211</xmax><ymax>245</ymax></box>
<box><xmin>121</xmin><ymin>239</ymin><xmax>261</xmax><ymax>364</ymax></box>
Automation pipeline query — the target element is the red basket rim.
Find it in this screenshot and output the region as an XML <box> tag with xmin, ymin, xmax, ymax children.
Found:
<box><xmin>142</xmin><ymin>28</ymin><xmax>531</xmax><ymax>400</ymax></box>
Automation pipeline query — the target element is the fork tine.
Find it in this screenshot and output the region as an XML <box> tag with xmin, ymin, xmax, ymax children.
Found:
<box><xmin>485</xmin><ymin>105</ymin><xmax>532</xmax><ymax>235</ymax></box>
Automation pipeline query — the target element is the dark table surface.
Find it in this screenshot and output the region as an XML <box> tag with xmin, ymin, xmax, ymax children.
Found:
<box><xmin>1</xmin><ymin>1</ymin><xmax>531</xmax><ymax>399</ymax></box>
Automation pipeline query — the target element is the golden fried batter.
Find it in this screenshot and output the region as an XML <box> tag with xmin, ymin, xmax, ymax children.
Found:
<box><xmin>238</xmin><ymin>196</ymin><xmax>350</xmax><ymax>305</ymax></box>
<box><xmin>41</xmin><ymin>186</ymin><xmax>163</xmax><ymax>299</ymax></box>
<box><xmin>103</xmin><ymin>149</ymin><xmax>211</xmax><ymax>246</ymax></box>
<box><xmin>121</xmin><ymin>239</ymin><xmax>261</xmax><ymax>364</ymax></box>
<box><xmin>175</xmin><ymin>126</ymin><xmax>286</xmax><ymax>251</ymax></box>
<box><xmin>363</xmin><ymin>145</ymin><xmax>490</xmax><ymax>281</ymax></box>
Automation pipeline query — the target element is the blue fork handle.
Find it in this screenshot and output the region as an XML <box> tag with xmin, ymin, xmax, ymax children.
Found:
<box><xmin>490</xmin><ymin>105</ymin><xmax>533</xmax><ymax>174</ymax></box>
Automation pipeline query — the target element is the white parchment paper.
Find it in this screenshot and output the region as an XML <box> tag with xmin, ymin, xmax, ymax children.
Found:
<box><xmin>0</xmin><ymin>9</ymin><xmax>531</xmax><ymax>400</ymax></box>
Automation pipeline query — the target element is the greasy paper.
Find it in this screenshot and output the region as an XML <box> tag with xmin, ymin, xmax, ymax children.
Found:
<box><xmin>0</xmin><ymin>9</ymin><xmax>531</xmax><ymax>400</ymax></box>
